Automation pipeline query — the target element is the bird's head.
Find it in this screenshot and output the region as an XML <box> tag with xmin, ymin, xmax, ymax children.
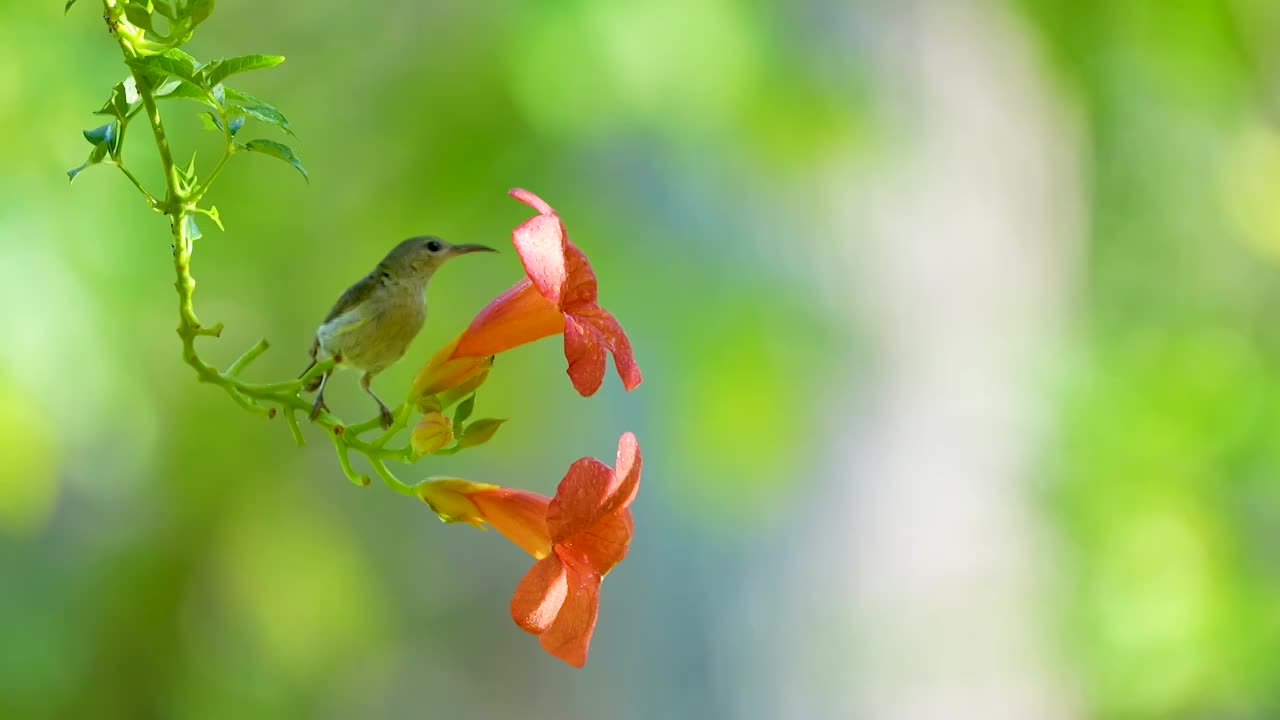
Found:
<box><xmin>382</xmin><ymin>235</ymin><xmax>497</xmax><ymax>284</ymax></box>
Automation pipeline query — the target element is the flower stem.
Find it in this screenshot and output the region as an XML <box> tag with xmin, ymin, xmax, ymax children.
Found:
<box><xmin>100</xmin><ymin>0</ymin><xmax>422</xmax><ymax>497</ymax></box>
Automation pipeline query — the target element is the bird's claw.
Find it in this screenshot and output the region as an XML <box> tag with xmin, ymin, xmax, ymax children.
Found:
<box><xmin>308</xmin><ymin>397</ymin><xmax>329</xmax><ymax>422</ymax></box>
<box><xmin>378</xmin><ymin>405</ymin><xmax>394</xmax><ymax>430</ymax></box>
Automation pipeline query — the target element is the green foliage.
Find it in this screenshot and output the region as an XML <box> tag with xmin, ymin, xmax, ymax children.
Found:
<box><xmin>95</xmin><ymin>79</ymin><xmax>139</xmax><ymax>121</ymax></box>
<box><xmin>457</xmin><ymin>418</ymin><xmax>506</xmax><ymax>449</ymax></box>
<box><xmin>224</xmin><ymin>87</ymin><xmax>295</xmax><ymax>136</ymax></box>
<box><xmin>127</xmin><ymin>50</ymin><xmax>203</xmax><ymax>93</ymax></box>
<box><xmin>242</xmin><ymin>139</ymin><xmax>308</xmax><ymax>181</ymax></box>
<box><xmin>67</xmin><ymin>120</ymin><xmax>120</xmax><ymax>181</ymax></box>
<box><xmin>200</xmin><ymin>111</ymin><xmax>244</xmax><ymax>135</ymax></box>
<box><xmin>453</xmin><ymin>394</ymin><xmax>476</xmax><ymax>427</ymax></box>
<box><xmin>82</xmin><ymin>121</ymin><xmax>119</xmax><ymax>153</ymax></box>
<box><xmin>61</xmin><ymin>0</ymin><xmax>463</xmax><ymax>507</ymax></box>
<box><xmin>202</xmin><ymin>54</ymin><xmax>285</xmax><ymax>87</ymax></box>
<box><xmin>108</xmin><ymin>0</ymin><xmax>215</xmax><ymax>53</ymax></box>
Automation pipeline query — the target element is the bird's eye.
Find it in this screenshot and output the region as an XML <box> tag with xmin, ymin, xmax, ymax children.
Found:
<box><xmin>426</xmin><ymin>240</ymin><xmax>442</xmax><ymax>253</ymax></box>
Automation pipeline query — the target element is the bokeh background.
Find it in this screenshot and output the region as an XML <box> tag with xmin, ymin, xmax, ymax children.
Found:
<box><xmin>4</xmin><ymin>0</ymin><xmax>1280</xmax><ymax>718</ymax></box>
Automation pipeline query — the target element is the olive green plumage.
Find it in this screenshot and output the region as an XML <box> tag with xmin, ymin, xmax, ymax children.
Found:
<box><xmin>301</xmin><ymin>236</ymin><xmax>495</xmax><ymax>427</ymax></box>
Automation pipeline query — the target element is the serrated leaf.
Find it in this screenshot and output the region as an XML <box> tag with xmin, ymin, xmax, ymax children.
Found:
<box><xmin>243</xmin><ymin>139</ymin><xmax>308</xmax><ymax>181</ymax></box>
<box><xmin>155</xmin><ymin>78</ymin><xmax>217</xmax><ymax>107</ymax></box>
<box><xmin>123</xmin><ymin>2</ymin><xmax>153</xmax><ymax>31</ymax></box>
<box><xmin>224</xmin><ymin>87</ymin><xmax>294</xmax><ymax>136</ymax></box>
<box><xmin>202</xmin><ymin>55</ymin><xmax>284</xmax><ymax>88</ymax></box>
<box><xmin>165</xmin><ymin>48</ymin><xmax>199</xmax><ymax>66</ymax></box>
<box><xmin>128</xmin><ymin>50</ymin><xmax>204</xmax><ymax>92</ymax></box>
<box><xmin>457</xmin><ymin>418</ymin><xmax>506</xmax><ymax>448</ymax></box>
<box><xmin>453</xmin><ymin>394</ymin><xmax>476</xmax><ymax>426</ymax></box>
<box><xmin>184</xmin><ymin>215</ymin><xmax>202</xmax><ymax>240</ymax></box>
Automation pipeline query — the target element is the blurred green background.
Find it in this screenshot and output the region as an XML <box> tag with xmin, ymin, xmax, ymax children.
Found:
<box><xmin>4</xmin><ymin>0</ymin><xmax>1280</xmax><ymax>718</ymax></box>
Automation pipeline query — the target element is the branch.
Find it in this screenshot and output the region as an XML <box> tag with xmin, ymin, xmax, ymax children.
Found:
<box><xmin>97</xmin><ymin>0</ymin><xmax>426</xmax><ymax>496</ymax></box>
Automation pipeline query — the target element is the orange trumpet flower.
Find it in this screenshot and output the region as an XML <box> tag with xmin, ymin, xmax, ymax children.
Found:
<box><xmin>412</xmin><ymin>188</ymin><xmax>642</xmax><ymax>399</ymax></box>
<box><xmin>418</xmin><ymin>432</ymin><xmax>641</xmax><ymax>667</ymax></box>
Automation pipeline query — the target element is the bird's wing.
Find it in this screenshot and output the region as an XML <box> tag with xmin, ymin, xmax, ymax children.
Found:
<box><xmin>322</xmin><ymin>271</ymin><xmax>381</xmax><ymax>324</ymax></box>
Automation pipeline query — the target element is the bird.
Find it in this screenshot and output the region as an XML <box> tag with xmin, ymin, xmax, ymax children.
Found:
<box><xmin>300</xmin><ymin>236</ymin><xmax>496</xmax><ymax>428</ymax></box>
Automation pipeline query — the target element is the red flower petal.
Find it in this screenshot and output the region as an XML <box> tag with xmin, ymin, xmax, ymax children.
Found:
<box><xmin>559</xmin><ymin>242</ymin><xmax>599</xmax><ymax>311</ymax></box>
<box><xmin>511</xmin><ymin>553</ymin><xmax>568</xmax><ymax>635</ymax></box>
<box><xmin>547</xmin><ymin>433</ymin><xmax>643</xmax><ymax>542</ymax></box>
<box><xmin>564</xmin><ymin>305</ymin><xmax>642</xmax><ymax>395</ymax></box>
<box><xmin>547</xmin><ymin>457</ymin><xmax>615</xmax><ymax>543</ymax></box>
<box><xmin>560</xmin><ymin>508</ymin><xmax>634</xmax><ymax>576</ymax></box>
<box><xmin>512</xmin><ymin>213</ymin><xmax>569</xmax><ymax>307</ymax></box>
<box><xmin>563</xmin><ymin>315</ymin><xmax>609</xmax><ymax>396</ymax></box>
<box><xmin>538</xmin><ymin>549</ymin><xmax>602</xmax><ymax>668</ymax></box>
<box><xmin>509</xmin><ymin>187</ymin><xmax>555</xmax><ymax>216</ymax></box>
<box><xmin>611</xmin><ymin>432</ymin><xmax>642</xmax><ymax>510</ymax></box>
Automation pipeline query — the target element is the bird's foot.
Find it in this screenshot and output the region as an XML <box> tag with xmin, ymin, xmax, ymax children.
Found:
<box><xmin>377</xmin><ymin>404</ymin><xmax>394</xmax><ymax>430</ymax></box>
<box><xmin>308</xmin><ymin>396</ymin><xmax>329</xmax><ymax>422</ymax></box>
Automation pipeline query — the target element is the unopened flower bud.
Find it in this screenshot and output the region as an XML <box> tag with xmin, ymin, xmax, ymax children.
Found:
<box><xmin>411</xmin><ymin>411</ymin><xmax>454</xmax><ymax>455</ymax></box>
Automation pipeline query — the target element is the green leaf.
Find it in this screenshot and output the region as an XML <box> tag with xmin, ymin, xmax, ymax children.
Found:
<box><xmin>82</xmin><ymin>121</ymin><xmax>121</xmax><ymax>157</ymax></box>
<box><xmin>199</xmin><ymin>111</ymin><xmax>222</xmax><ymax>132</ymax></box>
<box><xmin>67</xmin><ymin>143</ymin><xmax>109</xmax><ymax>183</ymax></box>
<box><xmin>152</xmin><ymin>0</ymin><xmax>177</xmax><ymax>18</ymax></box>
<box><xmin>64</xmin><ymin>0</ymin><xmax>77</xmax><ymax>14</ymax></box>
<box><xmin>82</xmin><ymin>122</ymin><xmax>115</xmax><ymax>147</ymax></box>
<box><xmin>453</xmin><ymin>394</ymin><xmax>476</xmax><ymax>427</ymax></box>
<box><xmin>224</xmin><ymin>87</ymin><xmax>294</xmax><ymax>136</ymax></box>
<box><xmin>186</xmin><ymin>0</ymin><xmax>214</xmax><ymax>26</ymax></box>
<box><xmin>128</xmin><ymin>49</ymin><xmax>204</xmax><ymax>92</ymax></box>
<box><xmin>457</xmin><ymin>418</ymin><xmax>506</xmax><ymax>449</ymax></box>
<box><xmin>155</xmin><ymin>78</ymin><xmax>217</xmax><ymax>107</ymax></box>
<box><xmin>165</xmin><ymin>48</ymin><xmax>199</xmax><ymax>66</ymax></box>
<box><xmin>202</xmin><ymin>55</ymin><xmax>285</xmax><ymax>88</ymax></box>
<box><xmin>200</xmin><ymin>205</ymin><xmax>224</xmax><ymax>231</ymax></box>
<box><xmin>95</xmin><ymin>78</ymin><xmax>141</xmax><ymax>121</ymax></box>
<box><xmin>243</xmin><ymin>139</ymin><xmax>308</xmax><ymax>181</ymax></box>
<box><xmin>200</xmin><ymin>111</ymin><xmax>243</xmax><ymax>135</ymax></box>
<box><xmin>173</xmin><ymin>152</ymin><xmax>198</xmax><ymax>194</ymax></box>
<box><xmin>123</xmin><ymin>2</ymin><xmax>153</xmax><ymax>31</ymax></box>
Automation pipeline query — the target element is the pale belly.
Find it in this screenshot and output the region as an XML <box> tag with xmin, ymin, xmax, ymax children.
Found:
<box><xmin>316</xmin><ymin>301</ymin><xmax>426</xmax><ymax>375</ymax></box>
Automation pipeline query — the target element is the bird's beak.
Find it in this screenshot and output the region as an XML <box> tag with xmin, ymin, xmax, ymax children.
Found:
<box><xmin>449</xmin><ymin>244</ymin><xmax>498</xmax><ymax>256</ymax></box>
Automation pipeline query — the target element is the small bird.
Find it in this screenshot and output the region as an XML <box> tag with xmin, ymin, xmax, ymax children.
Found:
<box><xmin>301</xmin><ymin>236</ymin><xmax>496</xmax><ymax>428</ymax></box>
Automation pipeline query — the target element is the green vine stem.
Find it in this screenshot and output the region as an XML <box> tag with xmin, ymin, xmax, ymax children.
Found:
<box><xmin>95</xmin><ymin>0</ymin><xmax>422</xmax><ymax>497</ymax></box>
